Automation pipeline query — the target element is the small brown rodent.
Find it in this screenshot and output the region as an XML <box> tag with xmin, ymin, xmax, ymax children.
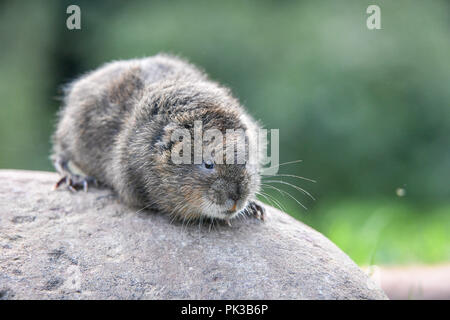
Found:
<box><xmin>51</xmin><ymin>54</ymin><xmax>265</xmax><ymax>222</ymax></box>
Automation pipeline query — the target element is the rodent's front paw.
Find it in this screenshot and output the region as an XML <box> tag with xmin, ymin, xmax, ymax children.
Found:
<box><xmin>246</xmin><ymin>201</ymin><xmax>265</xmax><ymax>221</ymax></box>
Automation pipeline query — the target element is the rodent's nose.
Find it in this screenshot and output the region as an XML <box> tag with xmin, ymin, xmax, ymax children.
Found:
<box><xmin>228</xmin><ymin>192</ymin><xmax>239</xmax><ymax>201</ymax></box>
<box><xmin>228</xmin><ymin>183</ymin><xmax>241</xmax><ymax>201</ymax></box>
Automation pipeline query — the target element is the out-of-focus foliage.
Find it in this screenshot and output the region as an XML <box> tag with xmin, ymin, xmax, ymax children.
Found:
<box><xmin>0</xmin><ymin>0</ymin><xmax>448</xmax><ymax>264</ymax></box>
<box><xmin>298</xmin><ymin>200</ymin><xmax>450</xmax><ymax>265</ymax></box>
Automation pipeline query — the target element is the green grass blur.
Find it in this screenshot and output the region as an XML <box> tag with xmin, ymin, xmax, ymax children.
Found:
<box><xmin>296</xmin><ymin>200</ymin><xmax>450</xmax><ymax>265</ymax></box>
<box><xmin>0</xmin><ymin>0</ymin><xmax>449</xmax><ymax>265</ymax></box>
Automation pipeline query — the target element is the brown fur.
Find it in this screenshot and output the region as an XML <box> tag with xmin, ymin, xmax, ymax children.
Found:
<box><xmin>52</xmin><ymin>54</ymin><xmax>263</xmax><ymax>220</ymax></box>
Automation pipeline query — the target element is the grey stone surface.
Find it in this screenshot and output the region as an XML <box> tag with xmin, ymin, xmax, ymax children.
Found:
<box><xmin>0</xmin><ymin>170</ymin><xmax>387</xmax><ymax>300</ymax></box>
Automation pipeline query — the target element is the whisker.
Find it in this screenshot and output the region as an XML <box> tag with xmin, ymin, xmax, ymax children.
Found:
<box><xmin>198</xmin><ymin>215</ymin><xmax>204</xmax><ymax>232</ymax></box>
<box><xmin>263</xmin><ymin>180</ymin><xmax>315</xmax><ymax>201</ymax></box>
<box><xmin>209</xmin><ymin>218</ymin><xmax>216</xmax><ymax>232</ymax></box>
<box><xmin>263</xmin><ymin>173</ymin><xmax>316</xmax><ymax>183</ymax></box>
<box><xmin>256</xmin><ymin>191</ymin><xmax>286</xmax><ymax>212</ymax></box>
<box><xmin>134</xmin><ymin>201</ymin><xmax>156</xmax><ymax>215</ymax></box>
<box><xmin>260</xmin><ymin>183</ymin><xmax>287</xmax><ymax>201</ymax></box>
<box><xmin>264</xmin><ymin>192</ymin><xmax>287</xmax><ymax>212</ymax></box>
<box><xmin>261</xmin><ymin>159</ymin><xmax>303</xmax><ymax>172</ymax></box>
<box><xmin>261</xmin><ymin>183</ymin><xmax>308</xmax><ymax>210</ymax></box>
<box><xmin>255</xmin><ymin>191</ymin><xmax>274</xmax><ymax>205</ymax></box>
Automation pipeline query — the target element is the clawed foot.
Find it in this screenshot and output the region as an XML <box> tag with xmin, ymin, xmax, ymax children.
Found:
<box><xmin>53</xmin><ymin>174</ymin><xmax>97</xmax><ymax>192</ymax></box>
<box><xmin>246</xmin><ymin>201</ymin><xmax>265</xmax><ymax>221</ymax></box>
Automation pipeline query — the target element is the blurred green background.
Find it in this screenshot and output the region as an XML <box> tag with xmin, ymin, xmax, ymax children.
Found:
<box><xmin>1</xmin><ymin>0</ymin><xmax>449</xmax><ymax>265</ymax></box>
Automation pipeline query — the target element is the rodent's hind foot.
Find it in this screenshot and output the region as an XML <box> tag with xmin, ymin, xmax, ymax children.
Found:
<box><xmin>246</xmin><ymin>201</ymin><xmax>265</xmax><ymax>221</ymax></box>
<box><xmin>53</xmin><ymin>174</ymin><xmax>98</xmax><ymax>193</ymax></box>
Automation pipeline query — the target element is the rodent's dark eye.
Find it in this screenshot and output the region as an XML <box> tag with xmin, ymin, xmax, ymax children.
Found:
<box><xmin>204</xmin><ymin>160</ymin><xmax>214</xmax><ymax>169</ymax></box>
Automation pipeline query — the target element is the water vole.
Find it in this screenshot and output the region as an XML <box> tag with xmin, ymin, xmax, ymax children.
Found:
<box><xmin>51</xmin><ymin>54</ymin><xmax>265</xmax><ymax>221</ymax></box>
